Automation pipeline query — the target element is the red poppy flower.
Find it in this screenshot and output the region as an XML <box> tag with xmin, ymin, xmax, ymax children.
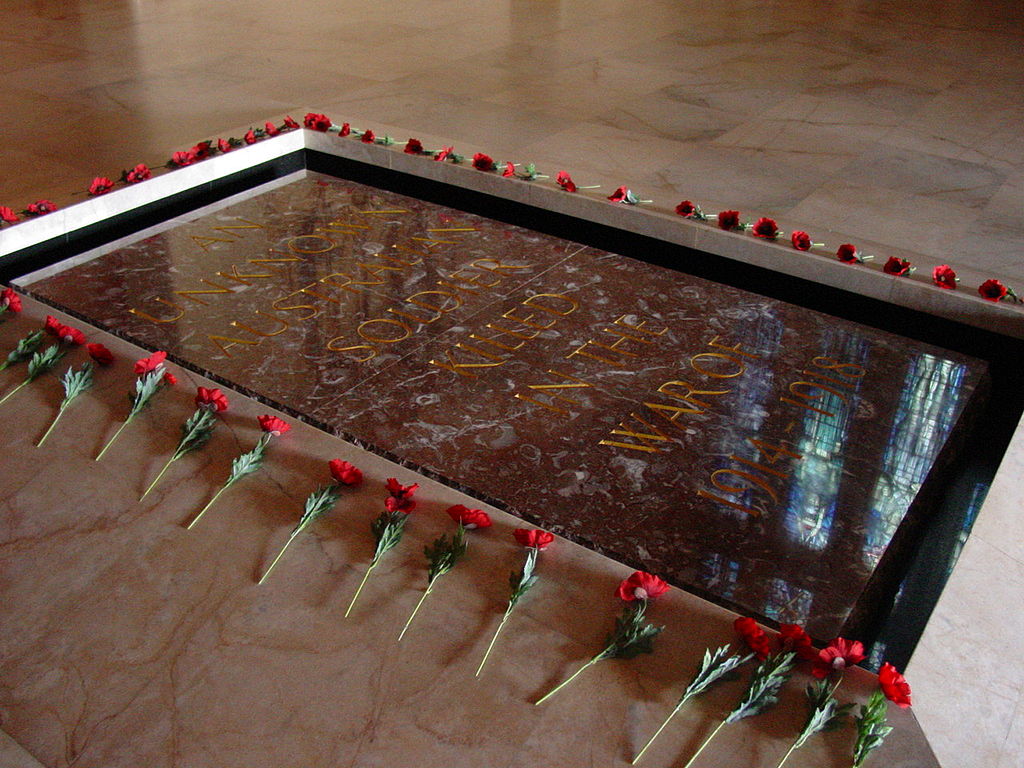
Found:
<box><xmin>608</xmin><ymin>186</ymin><xmax>630</xmax><ymax>203</ymax></box>
<box><xmin>717</xmin><ymin>210</ymin><xmax>740</xmax><ymax>230</ymax></box>
<box><xmin>191</xmin><ymin>141</ymin><xmax>212</xmax><ymax>160</ymax></box>
<box><xmin>837</xmin><ymin>243</ymin><xmax>858</xmax><ymax>263</ymax></box>
<box><xmin>88</xmin><ymin>177</ymin><xmax>114</xmax><ymax>196</ymax></box>
<box><xmin>979</xmin><ymin>279</ymin><xmax>1008</xmax><ymax>302</ymax></box>
<box><xmin>675</xmin><ymin>200</ymin><xmax>696</xmax><ymax>217</ymax></box>
<box><xmin>513</xmin><ymin>528</ymin><xmax>555</xmax><ymax>550</ymax></box>
<box><xmin>26</xmin><ymin>200</ymin><xmax>57</xmax><ymax>215</ymax></box>
<box><xmin>244</xmin><ymin>129</ymin><xmax>257</xmax><ymax>145</ymax></box>
<box><xmin>472</xmin><ymin>153</ymin><xmax>495</xmax><ymax>171</ymax></box>
<box><xmin>217</xmin><ymin>138</ymin><xmax>232</xmax><ymax>153</ymax></box>
<box><xmin>134</xmin><ymin>350</ymin><xmax>168</xmax><ymax>375</ymax></box>
<box><xmin>556</xmin><ymin>171</ymin><xmax>577</xmax><ymax>192</ymax></box>
<box><xmin>791</xmin><ymin>230</ymin><xmax>811</xmax><ymax>250</ymax></box>
<box><xmin>283</xmin><ymin>115</ymin><xmax>300</xmax><ymax>130</ymax></box>
<box><xmin>878</xmin><ymin>662</ymin><xmax>912</xmax><ymax>708</ymax></box>
<box><xmin>163</xmin><ymin>372</ymin><xmax>177</xmax><ymax>386</ymax></box>
<box><xmin>447</xmin><ymin>504</ymin><xmax>492</xmax><ymax>529</ymax></box>
<box><xmin>812</xmin><ymin>637</ymin><xmax>866</xmax><ymax>678</ymax></box>
<box><xmin>385</xmin><ymin>478</ymin><xmax>419</xmax><ymax>513</ymax></box>
<box><xmin>734</xmin><ymin>616</ymin><xmax>758</xmax><ymax>634</ymax></box>
<box><xmin>883</xmin><ymin>256</ymin><xmax>912</xmax><ymax>276</ymax></box>
<box><xmin>329</xmin><ymin>459</ymin><xmax>363</xmax><ymax>486</ymax></box>
<box><xmin>361</xmin><ymin>129</ymin><xmax>375</xmax><ymax>144</ymax></box>
<box><xmin>734</xmin><ymin>616</ymin><xmax>771</xmax><ymax>660</ymax></box>
<box><xmin>751</xmin><ymin>217</ymin><xmax>779</xmax><ymax>239</ymax></box>
<box><xmin>264</xmin><ymin>121</ymin><xmax>280</xmax><ymax>136</ymax></box>
<box><xmin>304</xmin><ymin>113</ymin><xmax>332</xmax><ymax>131</ymax></box>
<box><xmin>57</xmin><ymin>324</ymin><xmax>85</xmax><ymax>346</ymax></box>
<box><xmin>171</xmin><ymin>150</ymin><xmax>196</xmax><ymax>167</ymax></box>
<box><xmin>44</xmin><ymin>315</ymin><xmax>62</xmax><ymax>335</ymax></box>
<box><xmin>87</xmin><ymin>343</ymin><xmax>114</xmax><ymax>365</ymax></box>
<box><xmin>405</xmin><ymin>138</ymin><xmax>424</xmax><ymax>154</ymax></box>
<box><xmin>502</xmin><ymin>161</ymin><xmax>516</xmax><ymax>178</ymax></box>
<box><xmin>196</xmin><ymin>386</ymin><xmax>229</xmax><ymax>412</ymax></box>
<box><xmin>125</xmin><ymin>164</ymin><xmax>151</xmax><ymax>184</ymax></box>
<box><xmin>617</xmin><ymin>570</ymin><xmax>669</xmax><ymax>602</ymax></box>
<box><xmin>933</xmin><ymin>264</ymin><xmax>957</xmax><ymax>289</ymax></box>
<box><xmin>339</xmin><ymin>122</ymin><xmax>351</xmax><ymax>137</ymax></box>
<box><xmin>257</xmin><ymin>414</ymin><xmax>291</xmax><ymax>435</ymax></box>
<box><xmin>1</xmin><ymin>288</ymin><xmax>22</xmax><ymax>313</ymax></box>
<box><xmin>0</xmin><ymin>206</ymin><xmax>19</xmax><ymax>224</ymax></box>
<box><xmin>779</xmin><ymin>623</ymin><xmax>817</xmax><ymax>661</ymax></box>
<box><xmin>434</xmin><ymin>146</ymin><xmax>453</xmax><ymax>162</ymax></box>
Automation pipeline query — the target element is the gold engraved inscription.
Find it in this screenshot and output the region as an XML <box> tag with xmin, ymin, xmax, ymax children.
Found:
<box><xmin>513</xmin><ymin>369</ymin><xmax>592</xmax><ymax>417</ymax></box>
<box><xmin>598</xmin><ymin>413</ymin><xmax>672</xmax><ymax>453</ymax></box>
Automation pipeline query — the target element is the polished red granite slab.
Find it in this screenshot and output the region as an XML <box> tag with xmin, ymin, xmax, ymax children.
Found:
<box><xmin>22</xmin><ymin>172</ymin><xmax>986</xmax><ymax>639</ymax></box>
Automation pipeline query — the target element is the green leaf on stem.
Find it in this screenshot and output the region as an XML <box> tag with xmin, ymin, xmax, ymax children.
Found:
<box><xmin>370</xmin><ymin>509</ymin><xmax>410</xmax><ymax>564</ymax></box>
<box><xmin>508</xmin><ymin>546</ymin><xmax>539</xmax><ymax>608</ymax></box>
<box><xmin>59</xmin><ymin>362</ymin><xmax>94</xmax><ymax>405</ymax></box>
<box><xmin>1</xmin><ymin>330</ymin><xmax>43</xmax><ymax>370</ymax></box>
<box><xmin>26</xmin><ymin>344</ymin><xmax>65</xmax><ymax>381</ymax></box>
<box><xmin>791</xmin><ymin>680</ymin><xmax>853</xmax><ymax>751</ymax></box>
<box><xmin>172</xmin><ymin>407</ymin><xmax>218</xmax><ymax>461</ymax></box>
<box><xmin>852</xmin><ymin>689</ymin><xmax>893</xmax><ymax>768</ymax></box>
<box><xmin>292</xmin><ymin>483</ymin><xmax>344</xmax><ymax>536</ymax></box>
<box><xmin>223</xmin><ymin>433</ymin><xmax>270</xmax><ymax>487</ymax></box>
<box><xmin>127</xmin><ymin>367</ymin><xmax>170</xmax><ymax>418</ymax></box>
<box><xmin>596</xmin><ymin>600</ymin><xmax>664</xmax><ymax>661</ymax></box>
<box><xmin>632</xmin><ymin>645</ymin><xmax>752</xmax><ymax>765</ymax></box>
<box><xmin>726</xmin><ymin>651</ymin><xmax>797</xmax><ymax>723</ymax></box>
<box><xmin>425</xmin><ymin>523</ymin><xmax>467</xmax><ymax>583</ymax></box>
<box><xmin>680</xmin><ymin>645</ymin><xmax>752</xmax><ymax>705</ymax></box>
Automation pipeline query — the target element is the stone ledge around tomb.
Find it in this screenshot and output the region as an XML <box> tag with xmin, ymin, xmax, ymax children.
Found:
<box><xmin>1</xmin><ymin>123</ymin><xmax>1022</xmax><ymax>340</ymax></box>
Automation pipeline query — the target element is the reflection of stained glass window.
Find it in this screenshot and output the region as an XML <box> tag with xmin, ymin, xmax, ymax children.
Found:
<box><xmin>700</xmin><ymin>553</ymin><xmax>740</xmax><ymax>600</ymax></box>
<box><xmin>699</xmin><ymin>311</ymin><xmax>785</xmax><ymax>516</ymax></box>
<box><xmin>763</xmin><ymin>578</ymin><xmax>813</xmax><ymax>625</ymax></box>
<box><xmin>863</xmin><ymin>355</ymin><xmax>966</xmax><ymax>565</ymax></box>
<box><xmin>783</xmin><ymin>331</ymin><xmax>869</xmax><ymax>549</ymax></box>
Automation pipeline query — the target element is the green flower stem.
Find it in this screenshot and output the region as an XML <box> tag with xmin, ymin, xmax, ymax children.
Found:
<box><xmin>258</xmin><ymin>529</ymin><xmax>300</xmax><ymax>585</ymax></box>
<box><xmin>95</xmin><ymin>418</ymin><xmax>132</xmax><ymax>461</ymax></box>
<box><xmin>0</xmin><ymin>379</ymin><xmax>28</xmax><ymax>406</ymax></box>
<box><xmin>775</xmin><ymin>740</ymin><xmax>799</xmax><ymax>768</ymax></box>
<box><xmin>680</xmin><ymin>720</ymin><xmax>727</xmax><ymax>768</ymax></box>
<box><xmin>36</xmin><ymin>404</ymin><xmax>69</xmax><ymax>447</ymax></box>
<box><xmin>344</xmin><ymin>560</ymin><xmax>378</xmax><ymax>618</ymax></box>
<box><xmin>140</xmin><ymin>454</ymin><xmax>177</xmax><ymax>500</ymax></box>
<box><xmin>186</xmin><ymin>483</ymin><xmax>228</xmax><ymax>530</ymax></box>
<box><xmin>535</xmin><ymin>655</ymin><xmax>601</xmax><ymax>706</ymax></box>
<box><xmin>475</xmin><ymin>603</ymin><xmax>514</xmax><ymax>677</ymax></box>
<box><xmin>633</xmin><ymin>699</ymin><xmax>687</xmax><ymax>764</ymax></box>
<box><xmin>398</xmin><ymin>583</ymin><xmax>434</xmax><ymax>641</ymax></box>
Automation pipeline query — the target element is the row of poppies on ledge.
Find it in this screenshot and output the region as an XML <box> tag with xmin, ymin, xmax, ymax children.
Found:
<box><xmin>0</xmin><ymin>112</ymin><xmax>1015</xmax><ymax>308</ymax></box>
<box><xmin>0</xmin><ymin>307</ymin><xmax>910</xmax><ymax>767</ymax></box>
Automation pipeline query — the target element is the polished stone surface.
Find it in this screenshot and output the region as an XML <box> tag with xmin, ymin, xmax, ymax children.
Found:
<box><xmin>2</xmin><ymin>1</ymin><xmax>1023</xmax><ymax>764</ymax></box>
<box><xmin>24</xmin><ymin>173</ymin><xmax>986</xmax><ymax>640</ymax></box>
<box><xmin>0</xmin><ymin>298</ymin><xmax>938</xmax><ymax>768</ymax></box>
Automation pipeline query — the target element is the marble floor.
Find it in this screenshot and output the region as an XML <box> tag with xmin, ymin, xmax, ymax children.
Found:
<box><xmin>3</xmin><ymin>0</ymin><xmax>1024</xmax><ymax>292</ymax></box>
<box><xmin>2</xmin><ymin>1</ymin><xmax>1024</xmax><ymax>766</ymax></box>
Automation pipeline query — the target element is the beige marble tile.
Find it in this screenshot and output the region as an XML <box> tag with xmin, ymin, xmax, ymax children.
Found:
<box><xmin>908</xmin><ymin>534</ymin><xmax>1024</xmax><ymax>765</ymax></box>
<box><xmin>0</xmin><ymin>731</ymin><xmax>44</xmax><ymax>768</ymax></box>
<box><xmin>996</xmin><ymin>696</ymin><xmax>1024</xmax><ymax>768</ymax></box>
